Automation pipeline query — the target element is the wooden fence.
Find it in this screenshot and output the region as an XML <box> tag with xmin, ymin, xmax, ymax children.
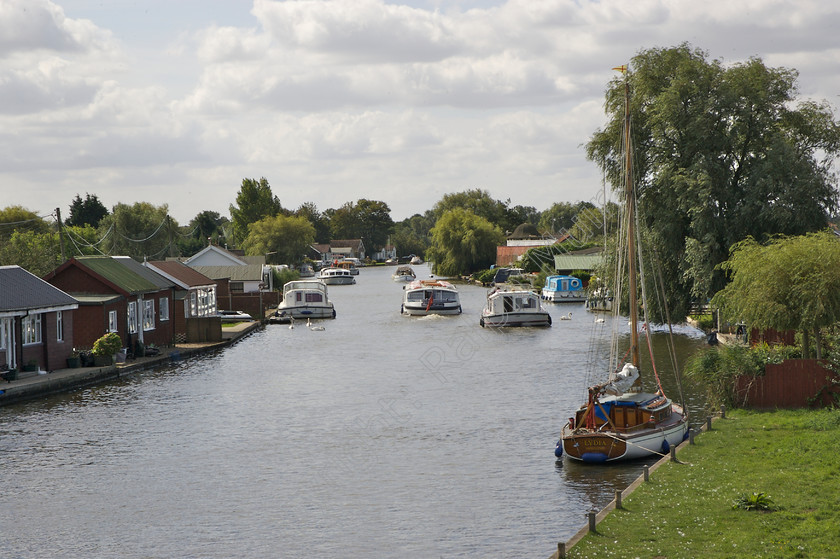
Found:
<box><xmin>734</xmin><ymin>359</ymin><xmax>840</xmax><ymax>408</ymax></box>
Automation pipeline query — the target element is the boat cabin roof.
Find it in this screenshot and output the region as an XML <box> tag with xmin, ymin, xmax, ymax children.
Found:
<box><xmin>283</xmin><ymin>280</ymin><xmax>327</xmax><ymax>294</ymax></box>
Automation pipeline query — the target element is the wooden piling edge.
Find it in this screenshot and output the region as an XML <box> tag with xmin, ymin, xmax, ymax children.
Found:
<box><xmin>548</xmin><ymin>416</ymin><xmax>719</xmax><ymax>559</ymax></box>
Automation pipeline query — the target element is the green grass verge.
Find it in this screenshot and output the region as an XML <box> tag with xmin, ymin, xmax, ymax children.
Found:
<box><xmin>567</xmin><ymin>408</ymin><xmax>840</xmax><ymax>558</ymax></box>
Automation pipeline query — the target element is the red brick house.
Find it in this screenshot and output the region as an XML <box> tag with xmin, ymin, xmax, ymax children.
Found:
<box><xmin>144</xmin><ymin>260</ymin><xmax>221</xmax><ymax>343</ymax></box>
<box><xmin>1</xmin><ymin>265</ymin><xmax>79</xmax><ymax>373</ymax></box>
<box><xmin>44</xmin><ymin>256</ymin><xmax>176</xmax><ymax>352</ymax></box>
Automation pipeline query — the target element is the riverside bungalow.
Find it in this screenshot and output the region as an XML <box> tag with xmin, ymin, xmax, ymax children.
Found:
<box><xmin>0</xmin><ymin>266</ymin><xmax>79</xmax><ymax>374</ymax></box>
<box><xmin>310</xmin><ymin>239</ymin><xmax>366</xmax><ymax>267</ymax></box>
<box><xmin>144</xmin><ymin>260</ymin><xmax>220</xmax><ymax>343</ymax></box>
<box><xmin>43</xmin><ymin>256</ymin><xmax>176</xmax><ymax>352</ymax></box>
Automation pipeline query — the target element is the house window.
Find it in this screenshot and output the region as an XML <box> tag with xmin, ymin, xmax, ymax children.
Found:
<box><xmin>143</xmin><ymin>300</ymin><xmax>155</xmax><ymax>331</ymax></box>
<box><xmin>23</xmin><ymin>313</ymin><xmax>42</xmax><ymax>345</ymax></box>
<box><xmin>128</xmin><ymin>302</ymin><xmax>138</xmax><ymax>334</ymax></box>
<box><xmin>160</xmin><ymin>297</ymin><xmax>169</xmax><ymax>321</ymax></box>
<box><xmin>108</xmin><ymin>310</ymin><xmax>118</xmax><ymax>333</ymax></box>
<box><xmin>189</xmin><ymin>291</ymin><xmax>198</xmax><ymax>317</ymax></box>
<box><xmin>198</xmin><ymin>288</ymin><xmax>212</xmax><ymax>316</ymax></box>
<box><xmin>57</xmin><ymin>310</ymin><xmax>64</xmax><ymax>341</ymax></box>
<box><xmin>0</xmin><ymin>318</ymin><xmax>8</xmax><ymax>350</ymax></box>
<box><xmin>230</xmin><ymin>282</ymin><xmax>244</xmax><ymax>293</ymax></box>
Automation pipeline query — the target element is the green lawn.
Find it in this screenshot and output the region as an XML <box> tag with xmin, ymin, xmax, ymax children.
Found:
<box><xmin>567</xmin><ymin>408</ymin><xmax>840</xmax><ymax>558</ymax></box>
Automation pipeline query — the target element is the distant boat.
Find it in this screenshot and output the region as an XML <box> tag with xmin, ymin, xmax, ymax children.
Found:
<box><xmin>401</xmin><ymin>279</ymin><xmax>461</xmax><ymax>316</ymax></box>
<box><xmin>585</xmin><ymin>287</ymin><xmax>614</xmax><ymax>312</ymax></box>
<box><xmin>298</xmin><ymin>263</ymin><xmax>315</xmax><ymax>278</ymax></box>
<box><xmin>480</xmin><ymin>287</ymin><xmax>551</xmax><ymax>328</ymax></box>
<box><xmin>318</xmin><ymin>267</ymin><xmax>356</xmax><ymax>285</ymax></box>
<box><xmin>492</xmin><ymin>267</ymin><xmax>524</xmax><ymax>285</ymax></box>
<box><xmin>556</xmin><ymin>65</ymin><xmax>688</xmax><ymax>463</ymax></box>
<box><xmin>541</xmin><ymin>275</ymin><xmax>586</xmax><ymax>302</ymax></box>
<box><xmin>392</xmin><ymin>265</ymin><xmax>416</xmax><ymax>282</ymax></box>
<box><xmin>410</xmin><ymin>256</ymin><xmax>424</xmax><ymax>265</ymax></box>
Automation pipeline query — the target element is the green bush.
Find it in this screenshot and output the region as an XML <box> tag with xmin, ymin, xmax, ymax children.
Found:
<box><xmin>472</xmin><ymin>269</ymin><xmax>496</xmax><ymax>285</ymax></box>
<box><xmin>92</xmin><ymin>332</ymin><xmax>122</xmax><ymax>356</ymax></box>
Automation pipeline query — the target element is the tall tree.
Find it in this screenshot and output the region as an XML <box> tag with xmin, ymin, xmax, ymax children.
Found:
<box><xmin>295</xmin><ymin>202</ymin><xmax>331</xmax><ymax>243</ymax></box>
<box><xmin>426</xmin><ymin>208</ymin><xmax>505</xmax><ymax>276</ymax></box>
<box><xmin>537</xmin><ymin>201</ymin><xmax>596</xmax><ymax>236</ymax></box>
<box><xmin>586</xmin><ymin>44</ymin><xmax>840</xmax><ymax>321</ymax></box>
<box><xmin>98</xmin><ymin>202</ymin><xmax>174</xmax><ymax>260</ymax></box>
<box><xmin>229</xmin><ymin>177</ymin><xmax>283</xmax><ymax>246</ymax></box>
<box><xmin>66</xmin><ymin>193</ymin><xmax>108</xmax><ymax>228</ymax></box>
<box><xmin>0</xmin><ymin>205</ymin><xmax>50</xmax><ymax>242</ymax></box>
<box><xmin>329</xmin><ymin>199</ymin><xmax>394</xmax><ymax>250</ymax></box>
<box><xmin>431</xmin><ymin>189</ymin><xmax>510</xmax><ymax>230</ymax></box>
<box><xmin>712</xmin><ymin>232</ymin><xmax>840</xmax><ymax>358</ymax></box>
<box><xmin>242</xmin><ymin>214</ymin><xmax>315</xmax><ymax>265</ymax></box>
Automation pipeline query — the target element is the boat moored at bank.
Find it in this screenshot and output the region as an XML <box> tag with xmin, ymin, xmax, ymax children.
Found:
<box><xmin>271</xmin><ymin>280</ymin><xmax>336</xmax><ymax>323</ymax></box>
<box><xmin>541</xmin><ymin>275</ymin><xmax>586</xmax><ymax>302</ymax></box>
<box><xmin>480</xmin><ymin>287</ymin><xmax>551</xmax><ymax>327</ymax></box>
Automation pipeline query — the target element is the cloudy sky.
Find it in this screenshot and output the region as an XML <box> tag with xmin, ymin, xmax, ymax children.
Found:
<box><xmin>3</xmin><ymin>0</ymin><xmax>840</xmax><ymax>225</ymax></box>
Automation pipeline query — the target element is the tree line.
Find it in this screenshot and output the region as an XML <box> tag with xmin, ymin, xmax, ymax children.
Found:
<box><xmin>2</xmin><ymin>42</ymin><xmax>838</xmax><ymax>339</ymax></box>
<box><xmin>0</xmin><ymin>184</ymin><xmax>592</xmax><ymax>276</ymax></box>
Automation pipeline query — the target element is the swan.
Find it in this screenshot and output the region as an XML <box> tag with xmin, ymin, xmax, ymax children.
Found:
<box><xmin>288</xmin><ymin>316</ymin><xmax>295</xmax><ymax>330</ymax></box>
<box><xmin>559</xmin><ymin>312</ymin><xmax>572</xmax><ymax>321</ymax></box>
<box><xmin>594</xmin><ymin>317</ymin><xmax>605</xmax><ymax>323</ymax></box>
<box><xmin>307</xmin><ymin>318</ymin><xmax>325</xmax><ymax>331</ymax></box>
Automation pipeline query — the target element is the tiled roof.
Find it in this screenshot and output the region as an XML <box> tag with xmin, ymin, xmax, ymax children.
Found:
<box><xmin>146</xmin><ymin>261</ymin><xmax>215</xmax><ymax>288</ymax></box>
<box><xmin>189</xmin><ymin>264</ymin><xmax>265</xmax><ymax>281</ymax></box>
<box><xmin>0</xmin><ymin>265</ymin><xmax>78</xmax><ymax>313</ymax></box>
<box><xmin>74</xmin><ymin>256</ymin><xmax>159</xmax><ymax>294</ymax></box>
<box><xmin>114</xmin><ymin>257</ymin><xmax>175</xmax><ymax>290</ymax></box>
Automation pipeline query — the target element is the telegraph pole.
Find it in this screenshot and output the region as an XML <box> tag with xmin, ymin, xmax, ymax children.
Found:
<box><xmin>55</xmin><ymin>207</ymin><xmax>66</xmax><ymax>261</ymax></box>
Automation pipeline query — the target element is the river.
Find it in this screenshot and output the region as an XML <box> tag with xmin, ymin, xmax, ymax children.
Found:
<box><xmin>0</xmin><ymin>264</ymin><xmax>707</xmax><ymax>558</ymax></box>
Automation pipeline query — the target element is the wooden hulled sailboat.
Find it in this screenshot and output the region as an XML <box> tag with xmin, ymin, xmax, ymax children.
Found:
<box><xmin>555</xmin><ymin>67</ymin><xmax>688</xmax><ymax>463</ymax></box>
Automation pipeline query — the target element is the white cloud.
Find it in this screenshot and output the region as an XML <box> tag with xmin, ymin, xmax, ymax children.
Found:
<box><xmin>2</xmin><ymin>0</ymin><xmax>839</xmax><ymax>224</ymax></box>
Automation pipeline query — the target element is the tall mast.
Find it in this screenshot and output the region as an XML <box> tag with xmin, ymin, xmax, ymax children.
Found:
<box><xmin>623</xmin><ymin>71</ymin><xmax>641</xmax><ymax>369</ymax></box>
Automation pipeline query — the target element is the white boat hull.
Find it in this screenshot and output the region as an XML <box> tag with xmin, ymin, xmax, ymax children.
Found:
<box><xmin>542</xmin><ymin>289</ymin><xmax>586</xmax><ymax>303</ymax></box>
<box><xmin>320</xmin><ymin>276</ymin><xmax>356</xmax><ymax>285</ymax></box>
<box><xmin>480</xmin><ymin>311</ymin><xmax>551</xmax><ymax>328</ymax></box>
<box><xmin>402</xmin><ymin>303</ymin><xmax>462</xmax><ymax>316</ymax></box>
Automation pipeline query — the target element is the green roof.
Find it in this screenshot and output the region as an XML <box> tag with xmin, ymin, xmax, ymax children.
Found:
<box><xmin>75</xmin><ymin>256</ymin><xmax>159</xmax><ymax>294</ymax></box>
<box><xmin>552</xmin><ymin>254</ymin><xmax>603</xmax><ymax>271</ymax></box>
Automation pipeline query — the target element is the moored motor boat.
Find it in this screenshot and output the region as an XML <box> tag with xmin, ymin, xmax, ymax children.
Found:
<box><xmin>271</xmin><ymin>280</ymin><xmax>336</xmax><ymax>323</ymax></box>
<box><xmin>541</xmin><ymin>275</ymin><xmax>586</xmax><ymax>302</ymax></box>
<box><xmin>480</xmin><ymin>287</ymin><xmax>551</xmax><ymax>327</ymax></box>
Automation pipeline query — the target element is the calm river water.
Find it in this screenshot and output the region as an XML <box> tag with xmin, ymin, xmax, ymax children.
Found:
<box><xmin>0</xmin><ymin>264</ymin><xmax>707</xmax><ymax>558</ymax></box>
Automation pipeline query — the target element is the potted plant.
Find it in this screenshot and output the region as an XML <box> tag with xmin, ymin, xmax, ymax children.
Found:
<box><xmin>66</xmin><ymin>349</ymin><xmax>81</xmax><ymax>368</ymax></box>
<box><xmin>92</xmin><ymin>332</ymin><xmax>122</xmax><ymax>367</ymax></box>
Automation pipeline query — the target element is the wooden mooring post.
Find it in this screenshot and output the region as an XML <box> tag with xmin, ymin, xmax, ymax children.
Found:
<box><xmin>587</xmin><ymin>511</ymin><xmax>596</xmax><ymax>533</ymax></box>
<box><xmin>721</xmin><ymin>404</ymin><xmax>726</xmax><ymax>418</ymax></box>
<box><xmin>643</xmin><ymin>464</ymin><xmax>650</xmax><ymax>481</ymax></box>
<box><xmin>615</xmin><ymin>489</ymin><xmax>622</xmax><ymax>509</ymax></box>
<box><xmin>706</xmin><ymin>416</ymin><xmax>713</xmax><ymax>430</ymax></box>
<box><xmin>557</xmin><ymin>542</ymin><xmax>566</xmax><ymax>558</ymax></box>
<box><xmin>689</xmin><ymin>427</ymin><xmax>695</xmax><ymax>444</ymax></box>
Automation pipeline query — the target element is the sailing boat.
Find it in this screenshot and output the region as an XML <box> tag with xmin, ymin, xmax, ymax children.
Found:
<box><xmin>555</xmin><ymin>66</ymin><xmax>688</xmax><ymax>463</ymax></box>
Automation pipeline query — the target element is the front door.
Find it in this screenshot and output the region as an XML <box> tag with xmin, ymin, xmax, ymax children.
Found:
<box><xmin>1</xmin><ymin>317</ymin><xmax>16</xmax><ymax>369</ymax></box>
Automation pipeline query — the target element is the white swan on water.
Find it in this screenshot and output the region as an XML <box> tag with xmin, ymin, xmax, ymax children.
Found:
<box><xmin>307</xmin><ymin>318</ymin><xmax>325</xmax><ymax>331</ymax></box>
<box><xmin>559</xmin><ymin>312</ymin><xmax>572</xmax><ymax>321</ymax></box>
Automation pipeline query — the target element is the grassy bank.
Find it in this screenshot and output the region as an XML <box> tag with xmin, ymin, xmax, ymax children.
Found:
<box><xmin>567</xmin><ymin>408</ymin><xmax>840</xmax><ymax>558</ymax></box>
